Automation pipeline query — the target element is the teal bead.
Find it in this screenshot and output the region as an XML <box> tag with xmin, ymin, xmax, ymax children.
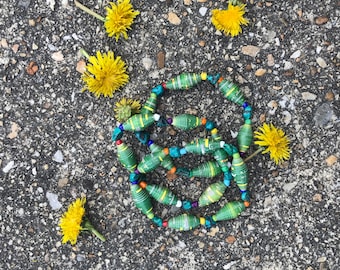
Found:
<box><xmin>112</xmin><ymin>127</ymin><xmax>123</xmax><ymax>141</ymax></box>
<box><xmin>169</xmin><ymin>147</ymin><xmax>182</xmax><ymax>158</ymax></box>
<box><xmin>152</xmin><ymin>216</ymin><xmax>163</xmax><ymax>227</ymax></box>
<box><xmin>151</xmin><ymin>85</ymin><xmax>164</xmax><ymax>96</ymax></box>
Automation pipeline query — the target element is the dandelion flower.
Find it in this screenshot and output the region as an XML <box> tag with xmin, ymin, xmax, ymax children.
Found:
<box><xmin>211</xmin><ymin>2</ymin><xmax>249</xmax><ymax>37</ymax></box>
<box><xmin>105</xmin><ymin>0</ymin><xmax>140</xmax><ymax>41</ymax></box>
<box><xmin>82</xmin><ymin>51</ymin><xmax>129</xmax><ymax>98</ymax></box>
<box><xmin>59</xmin><ymin>197</ymin><xmax>86</xmax><ymax>245</ymax></box>
<box><xmin>114</xmin><ymin>97</ymin><xmax>141</xmax><ymax>122</ymax></box>
<box><xmin>75</xmin><ymin>0</ymin><xmax>139</xmax><ymax>41</ymax></box>
<box><xmin>254</xmin><ymin>123</ymin><xmax>291</xmax><ymax>164</ymax></box>
<box><xmin>59</xmin><ymin>197</ymin><xmax>106</xmax><ymax>245</ymax></box>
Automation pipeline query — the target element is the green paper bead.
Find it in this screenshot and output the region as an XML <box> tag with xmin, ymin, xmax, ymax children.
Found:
<box><xmin>213</xmin><ymin>148</ymin><xmax>229</xmax><ymax>171</ymax></box>
<box><xmin>168</xmin><ymin>214</ymin><xmax>200</xmax><ymax>231</ymax></box>
<box><xmin>190</xmin><ymin>161</ymin><xmax>222</xmax><ymax>178</ymax></box>
<box><xmin>140</xmin><ymin>93</ymin><xmax>158</xmax><ymax>115</ymax></box>
<box><xmin>218</xmin><ymin>79</ymin><xmax>244</xmax><ymax>106</ymax></box>
<box><xmin>146</xmin><ymin>184</ymin><xmax>178</xmax><ymax>205</ymax></box>
<box><xmin>231</xmin><ymin>153</ymin><xmax>248</xmax><ymax>192</ymax></box>
<box><xmin>123</xmin><ymin>113</ymin><xmax>155</xmax><ymax>131</ymax></box>
<box><xmin>137</xmin><ymin>149</ymin><xmax>168</xmax><ymax>173</ymax></box>
<box><xmin>212</xmin><ymin>201</ymin><xmax>245</xmax><ymax>222</ymax></box>
<box><xmin>172</xmin><ymin>114</ymin><xmax>201</xmax><ymax>131</ymax></box>
<box><xmin>150</xmin><ymin>143</ymin><xmax>175</xmax><ymax>171</ymax></box>
<box><xmin>165</xmin><ymin>73</ymin><xmax>202</xmax><ymax>90</ymax></box>
<box><xmin>199</xmin><ymin>181</ymin><xmax>227</xmax><ymax>207</ymax></box>
<box><xmin>237</xmin><ymin>119</ymin><xmax>253</xmax><ymax>153</ymax></box>
<box><xmin>185</xmin><ymin>138</ymin><xmax>222</xmax><ymax>155</ymax></box>
<box><xmin>130</xmin><ymin>184</ymin><xmax>154</xmax><ymax>219</ymax></box>
<box><xmin>117</xmin><ymin>142</ymin><xmax>137</xmax><ymax>172</ymax></box>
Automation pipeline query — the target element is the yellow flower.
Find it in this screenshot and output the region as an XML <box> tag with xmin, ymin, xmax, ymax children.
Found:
<box><xmin>104</xmin><ymin>0</ymin><xmax>140</xmax><ymax>41</ymax></box>
<box><xmin>211</xmin><ymin>3</ymin><xmax>249</xmax><ymax>37</ymax></box>
<box><xmin>82</xmin><ymin>51</ymin><xmax>129</xmax><ymax>98</ymax></box>
<box><xmin>114</xmin><ymin>97</ymin><xmax>141</xmax><ymax>122</ymax></box>
<box><xmin>254</xmin><ymin>123</ymin><xmax>291</xmax><ymax>164</ymax></box>
<box><xmin>59</xmin><ymin>197</ymin><xmax>86</xmax><ymax>245</ymax></box>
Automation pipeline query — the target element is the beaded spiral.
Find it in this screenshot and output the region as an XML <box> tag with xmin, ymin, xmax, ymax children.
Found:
<box><xmin>112</xmin><ymin>72</ymin><xmax>253</xmax><ymax>231</ymax></box>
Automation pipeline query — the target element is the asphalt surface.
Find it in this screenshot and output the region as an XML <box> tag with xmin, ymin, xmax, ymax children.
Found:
<box><xmin>1</xmin><ymin>0</ymin><xmax>339</xmax><ymax>269</ymax></box>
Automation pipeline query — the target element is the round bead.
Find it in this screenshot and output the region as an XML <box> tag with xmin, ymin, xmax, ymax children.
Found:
<box><xmin>191</xmin><ymin>201</ymin><xmax>199</xmax><ymax>208</ymax></box>
<box><xmin>205</xmin><ymin>121</ymin><xmax>215</xmax><ymax>130</ymax></box>
<box><xmin>182</xmin><ymin>201</ymin><xmax>192</xmax><ymax>210</ymax></box>
<box><xmin>162</xmin><ymin>220</ymin><xmax>168</xmax><ymax>227</ymax></box>
<box><xmin>116</xmin><ymin>139</ymin><xmax>123</xmax><ymax>145</ymax></box>
<box><xmin>176</xmin><ymin>200</ymin><xmax>182</xmax><ymax>208</ymax></box>
<box><xmin>167</xmin><ymin>118</ymin><xmax>173</xmax><ymax>124</ymax></box>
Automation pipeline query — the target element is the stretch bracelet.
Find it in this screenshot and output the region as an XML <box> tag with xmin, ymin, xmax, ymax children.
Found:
<box><xmin>111</xmin><ymin>72</ymin><xmax>253</xmax><ymax>231</ymax></box>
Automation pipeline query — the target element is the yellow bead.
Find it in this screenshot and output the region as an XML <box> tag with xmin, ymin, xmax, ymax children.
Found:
<box><xmin>201</xmin><ymin>72</ymin><xmax>207</xmax><ymax>80</ymax></box>
<box><xmin>211</xmin><ymin>128</ymin><xmax>218</xmax><ymax>135</ymax></box>
<box><xmin>200</xmin><ymin>217</ymin><xmax>206</xmax><ymax>225</ymax></box>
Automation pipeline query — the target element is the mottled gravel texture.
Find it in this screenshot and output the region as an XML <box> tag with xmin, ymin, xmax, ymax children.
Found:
<box><xmin>1</xmin><ymin>0</ymin><xmax>339</xmax><ymax>269</ymax></box>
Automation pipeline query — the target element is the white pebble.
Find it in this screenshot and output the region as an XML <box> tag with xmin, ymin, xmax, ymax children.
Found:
<box><xmin>316</xmin><ymin>57</ymin><xmax>327</xmax><ymax>68</ymax></box>
<box><xmin>283</xmin><ymin>60</ymin><xmax>293</xmax><ymax>70</ymax></box>
<box><xmin>199</xmin><ymin>7</ymin><xmax>208</xmax><ymax>16</ymax></box>
<box><xmin>290</xmin><ymin>50</ymin><xmax>301</xmax><ymax>59</ymax></box>
<box><xmin>53</xmin><ymin>150</ymin><xmax>64</xmax><ymax>163</ymax></box>
<box><xmin>301</xmin><ymin>92</ymin><xmax>317</xmax><ymax>100</ymax></box>
<box><xmin>3</xmin><ymin>161</ymin><xmax>15</xmax><ymax>173</ymax></box>
<box><xmin>142</xmin><ymin>57</ymin><xmax>153</xmax><ymax>70</ymax></box>
<box><xmin>46</xmin><ymin>192</ymin><xmax>62</xmax><ymax>210</ymax></box>
<box><xmin>316</xmin><ymin>46</ymin><xmax>322</xmax><ymax>54</ymax></box>
<box><xmin>282</xmin><ymin>111</ymin><xmax>292</xmax><ymax>125</ymax></box>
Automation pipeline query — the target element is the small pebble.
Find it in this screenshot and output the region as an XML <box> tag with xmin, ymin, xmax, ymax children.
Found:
<box><xmin>241</xmin><ymin>45</ymin><xmax>260</xmax><ymax>57</ymax></box>
<box><xmin>51</xmin><ymin>51</ymin><xmax>64</xmax><ymax>62</ymax></box>
<box><xmin>324</xmin><ymin>91</ymin><xmax>334</xmax><ymax>101</ymax></box>
<box><xmin>76</xmin><ymin>59</ymin><xmax>86</xmax><ymax>73</ymax></box>
<box><xmin>142</xmin><ymin>57</ymin><xmax>153</xmax><ymax>70</ymax></box>
<box><xmin>199</xmin><ymin>7</ymin><xmax>208</xmax><ymax>16</ymax></box>
<box><xmin>317</xmin><ymin>256</ymin><xmax>327</xmax><ymax>263</ymax></box>
<box><xmin>312</xmin><ymin>193</ymin><xmax>322</xmax><ymax>202</ymax></box>
<box><xmin>255</xmin><ymin>68</ymin><xmax>267</xmax><ymax>76</ymax></box>
<box><xmin>7</xmin><ymin>122</ymin><xmax>20</xmax><ymax>139</ymax></box>
<box><xmin>168</xmin><ymin>12</ymin><xmax>181</xmax><ymax>25</ymax></box>
<box><xmin>26</xmin><ymin>61</ymin><xmax>39</xmax><ymax>75</ymax></box>
<box><xmin>282</xmin><ymin>111</ymin><xmax>292</xmax><ymax>125</ymax></box>
<box><xmin>46</xmin><ymin>192</ymin><xmax>62</xmax><ymax>210</ymax></box>
<box><xmin>315</xmin><ymin>16</ymin><xmax>329</xmax><ymax>25</ymax></box>
<box><xmin>53</xmin><ymin>150</ymin><xmax>64</xmax><ymax>163</ymax></box>
<box><xmin>3</xmin><ymin>161</ymin><xmax>15</xmax><ymax>173</ymax></box>
<box><xmin>283</xmin><ymin>61</ymin><xmax>293</xmax><ymax>70</ymax></box>
<box><xmin>157</xmin><ymin>51</ymin><xmax>165</xmax><ymax>69</ymax></box>
<box><xmin>314</xmin><ymin>103</ymin><xmax>332</xmax><ymax>127</ymax></box>
<box><xmin>301</xmin><ymin>92</ymin><xmax>317</xmax><ymax>100</ymax></box>
<box><xmin>325</xmin><ymin>155</ymin><xmax>337</xmax><ymax>166</ymax></box>
<box><xmin>267</xmin><ymin>54</ymin><xmax>275</xmax><ymax>66</ymax></box>
<box><xmin>226</xmin><ymin>235</ymin><xmax>236</xmax><ymax>244</ymax></box>
<box><xmin>290</xmin><ymin>50</ymin><xmax>301</xmax><ymax>59</ymax></box>
<box><xmin>316</xmin><ymin>57</ymin><xmax>327</xmax><ymax>68</ymax></box>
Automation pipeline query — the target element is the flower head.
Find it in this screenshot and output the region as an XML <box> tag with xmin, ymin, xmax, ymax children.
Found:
<box><xmin>211</xmin><ymin>2</ymin><xmax>249</xmax><ymax>37</ymax></box>
<box><xmin>59</xmin><ymin>197</ymin><xmax>86</xmax><ymax>245</ymax></box>
<box><xmin>254</xmin><ymin>123</ymin><xmax>291</xmax><ymax>164</ymax></box>
<box><xmin>82</xmin><ymin>51</ymin><xmax>129</xmax><ymax>98</ymax></box>
<box><xmin>114</xmin><ymin>97</ymin><xmax>141</xmax><ymax>122</ymax></box>
<box><xmin>104</xmin><ymin>0</ymin><xmax>140</xmax><ymax>41</ymax></box>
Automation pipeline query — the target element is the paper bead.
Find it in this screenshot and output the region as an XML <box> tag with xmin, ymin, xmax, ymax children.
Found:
<box><xmin>137</xmin><ymin>148</ymin><xmax>169</xmax><ymax>173</ymax></box>
<box><xmin>237</xmin><ymin>119</ymin><xmax>253</xmax><ymax>153</ymax></box>
<box><xmin>130</xmin><ymin>184</ymin><xmax>154</xmax><ymax>219</ymax></box>
<box><xmin>117</xmin><ymin>141</ymin><xmax>137</xmax><ymax>172</ymax></box>
<box><xmin>149</xmin><ymin>143</ymin><xmax>175</xmax><ymax>171</ymax></box>
<box><xmin>164</xmin><ymin>73</ymin><xmax>203</xmax><ymax>90</ymax></box>
<box><xmin>231</xmin><ymin>153</ymin><xmax>248</xmax><ymax>192</ymax></box>
<box><xmin>185</xmin><ymin>138</ymin><xmax>222</xmax><ymax>155</ymax></box>
<box><xmin>140</xmin><ymin>93</ymin><xmax>158</xmax><ymax>115</ymax></box>
<box><xmin>218</xmin><ymin>78</ymin><xmax>245</xmax><ymax>106</ymax></box>
<box><xmin>213</xmin><ymin>148</ymin><xmax>230</xmax><ymax>172</ymax></box>
<box><xmin>122</xmin><ymin>113</ymin><xmax>155</xmax><ymax>131</ymax></box>
<box><xmin>168</xmin><ymin>214</ymin><xmax>200</xmax><ymax>231</ymax></box>
<box><xmin>212</xmin><ymin>201</ymin><xmax>245</xmax><ymax>222</ymax></box>
<box><xmin>172</xmin><ymin>114</ymin><xmax>202</xmax><ymax>130</ymax></box>
<box><xmin>190</xmin><ymin>161</ymin><xmax>222</xmax><ymax>178</ymax></box>
<box><xmin>145</xmin><ymin>184</ymin><xmax>179</xmax><ymax>206</ymax></box>
<box><xmin>199</xmin><ymin>181</ymin><xmax>227</xmax><ymax>207</ymax></box>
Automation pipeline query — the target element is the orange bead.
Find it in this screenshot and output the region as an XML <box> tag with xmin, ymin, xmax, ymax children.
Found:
<box><xmin>169</xmin><ymin>166</ymin><xmax>177</xmax><ymax>174</ymax></box>
<box><xmin>201</xmin><ymin>118</ymin><xmax>207</xmax><ymax>125</ymax></box>
<box><xmin>163</xmin><ymin>148</ymin><xmax>169</xmax><ymax>155</ymax></box>
<box><xmin>217</xmin><ymin>76</ymin><xmax>224</xmax><ymax>84</ymax></box>
<box><xmin>244</xmin><ymin>201</ymin><xmax>250</xmax><ymax>208</ymax></box>
<box><xmin>139</xmin><ymin>181</ymin><xmax>147</xmax><ymax>189</ymax></box>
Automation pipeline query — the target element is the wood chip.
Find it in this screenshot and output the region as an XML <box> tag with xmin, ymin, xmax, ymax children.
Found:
<box><xmin>325</xmin><ymin>155</ymin><xmax>337</xmax><ymax>166</ymax></box>
<box><xmin>168</xmin><ymin>12</ymin><xmax>181</xmax><ymax>25</ymax></box>
<box><xmin>255</xmin><ymin>68</ymin><xmax>267</xmax><ymax>76</ymax></box>
<box><xmin>315</xmin><ymin>16</ymin><xmax>329</xmax><ymax>25</ymax></box>
<box><xmin>157</xmin><ymin>51</ymin><xmax>165</xmax><ymax>69</ymax></box>
<box><xmin>26</xmin><ymin>61</ymin><xmax>39</xmax><ymax>75</ymax></box>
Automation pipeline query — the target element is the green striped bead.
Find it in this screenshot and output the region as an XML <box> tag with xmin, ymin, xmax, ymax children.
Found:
<box><xmin>149</xmin><ymin>143</ymin><xmax>175</xmax><ymax>171</ymax></box>
<box><xmin>172</xmin><ymin>114</ymin><xmax>201</xmax><ymax>130</ymax></box>
<box><xmin>122</xmin><ymin>113</ymin><xmax>155</xmax><ymax>131</ymax></box>
<box><xmin>185</xmin><ymin>138</ymin><xmax>222</xmax><ymax>155</ymax></box>
<box><xmin>213</xmin><ymin>148</ymin><xmax>229</xmax><ymax>172</ymax></box>
<box><xmin>145</xmin><ymin>184</ymin><xmax>178</xmax><ymax>206</ymax></box>
<box><xmin>218</xmin><ymin>79</ymin><xmax>244</xmax><ymax>106</ymax></box>
<box><xmin>130</xmin><ymin>184</ymin><xmax>154</xmax><ymax>219</ymax></box>
<box><xmin>199</xmin><ymin>181</ymin><xmax>227</xmax><ymax>207</ymax></box>
<box><xmin>212</xmin><ymin>201</ymin><xmax>245</xmax><ymax>222</ymax></box>
<box><xmin>140</xmin><ymin>93</ymin><xmax>158</xmax><ymax>115</ymax></box>
<box><xmin>137</xmin><ymin>149</ymin><xmax>169</xmax><ymax>173</ymax></box>
<box><xmin>168</xmin><ymin>214</ymin><xmax>200</xmax><ymax>231</ymax></box>
<box><xmin>164</xmin><ymin>73</ymin><xmax>202</xmax><ymax>90</ymax></box>
<box><xmin>231</xmin><ymin>152</ymin><xmax>248</xmax><ymax>192</ymax></box>
<box><xmin>237</xmin><ymin>119</ymin><xmax>253</xmax><ymax>153</ymax></box>
<box><xmin>117</xmin><ymin>142</ymin><xmax>137</xmax><ymax>172</ymax></box>
<box><xmin>190</xmin><ymin>161</ymin><xmax>222</xmax><ymax>178</ymax></box>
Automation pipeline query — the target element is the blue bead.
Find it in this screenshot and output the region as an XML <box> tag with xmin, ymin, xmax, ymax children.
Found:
<box><xmin>169</xmin><ymin>147</ymin><xmax>182</xmax><ymax>158</ymax></box>
<box><xmin>112</xmin><ymin>127</ymin><xmax>124</xmax><ymax>141</ymax></box>
<box><xmin>241</xmin><ymin>191</ymin><xmax>250</xmax><ymax>201</ymax></box>
<box><xmin>147</xmin><ymin>140</ymin><xmax>154</xmax><ymax>147</ymax></box>
<box><xmin>135</xmin><ymin>131</ymin><xmax>150</xmax><ymax>145</ymax></box>
<box><xmin>243</xmin><ymin>106</ymin><xmax>252</xmax><ymax>120</ymax></box>
<box><xmin>129</xmin><ymin>173</ymin><xmax>140</xmax><ymax>182</ymax></box>
<box><xmin>204</xmin><ymin>216</ymin><xmax>216</xmax><ymax>229</ymax></box>
<box><xmin>207</xmin><ymin>74</ymin><xmax>220</xmax><ymax>85</ymax></box>
<box><xmin>152</xmin><ymin>216</ymin><xmax>163</xmax><ymax>227</ymax></box>
<box><xmin>242</xmin><ymin>102</ymin><xmax>249</xmax><ymax>109</ymax></box>
<box><xmin>179</xmin><ymin>148</ymin><xmax>187</xmax><ymax>155</ymax></box>
<box><xmin>176</xmin><ymin>167</ymin><xmax>191</xmax><ymax>177</ymax></box>
<box><xmin>151</xmin><ymin>85</ymin><xmax>164</xmax><ymax>96</ymax></box>
<box><xmin>119</xmin><ymin>124</ymin><xmax>124</xmax><ymax>131</ymax></box>
<box><xmin>182</xmin><ymin>200</ymin><xmax>192</xmax><ymax>210</ymax></box>
<box><xmin>205</xmin><ymin>121</ymin><xmax>215</xmax><ymax>131</ymax></box>
<box><xmin>223</xmin><ymin>171</ymin><xmax>232</xmax><ymax>186</ymax></box>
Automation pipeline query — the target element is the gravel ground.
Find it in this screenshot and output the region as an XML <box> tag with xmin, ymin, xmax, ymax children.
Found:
<box><xmin>1</xmin><ymin>0</ymin><xmax>339</xmax><ymax>269</ymax></box>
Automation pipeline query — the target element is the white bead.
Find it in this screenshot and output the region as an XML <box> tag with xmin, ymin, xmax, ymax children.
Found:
<box><xmin>153</xmin><ymin>114</ymin><xmax>160</xmax><ymax>121</ymax></box>
<box><xmin>176</xmin><ymin>200</ymin><xmax>182</xmax><ymax>208</ymax></box>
